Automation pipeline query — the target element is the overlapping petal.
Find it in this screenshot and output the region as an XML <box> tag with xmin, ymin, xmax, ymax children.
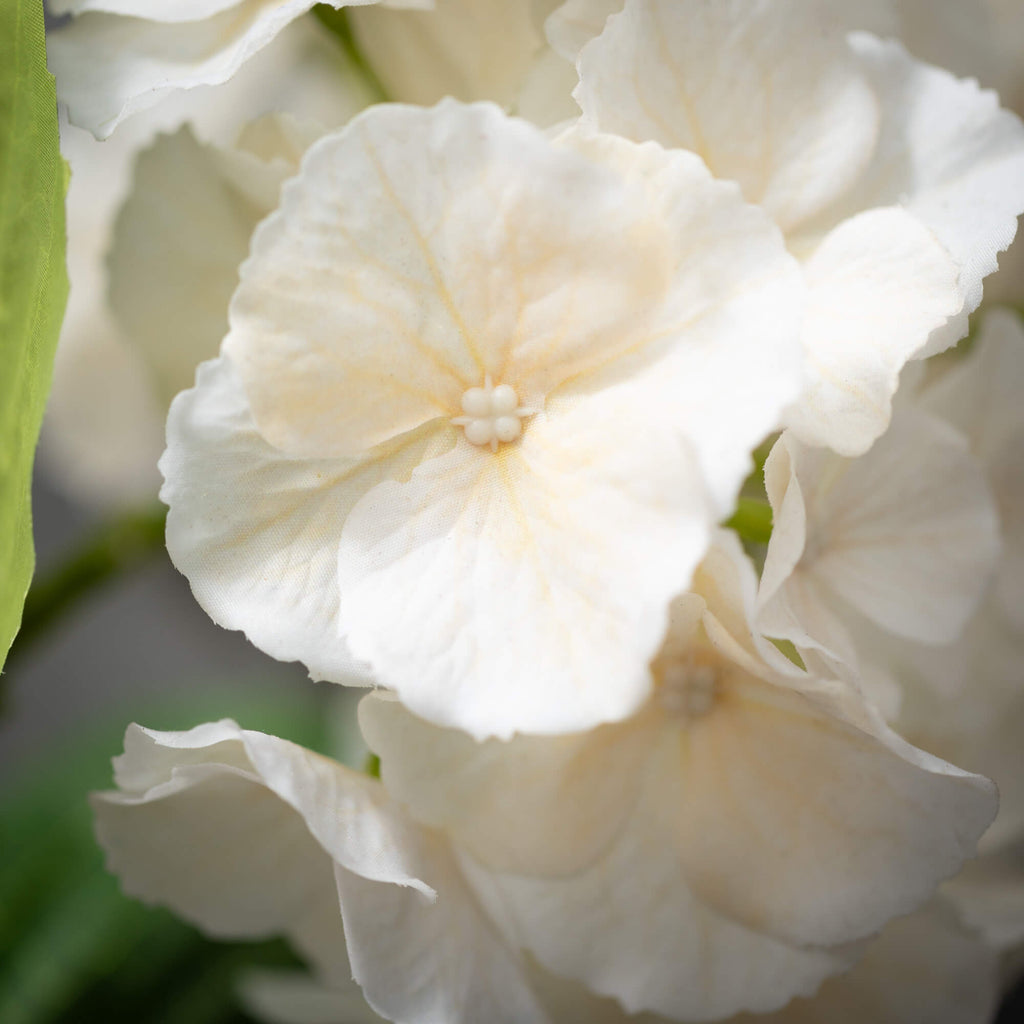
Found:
<box><xmin>759</xmin><ymin>409</ymin><xmax>1000</xmax><ymax>657</ymax></box>
<box><xmin>47</xmin><ymin>0</ymin><xmax>414</xmax><ymax>138</ymax></box>
<box><xmin>337</xmin><ymin>388</ymin><xmax>712</xmax><ymax>738</ymax></box>
<box><xmin>161</xmin><ymin>357</ymin><xmax>448</xmax><ymax>684</ymax></box>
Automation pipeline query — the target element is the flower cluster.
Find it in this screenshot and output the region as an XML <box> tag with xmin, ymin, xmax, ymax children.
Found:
<box><xmin>46</xmin><ymin>0</ymin><xmax>1024</xmax><ymax>1020</ymax></box>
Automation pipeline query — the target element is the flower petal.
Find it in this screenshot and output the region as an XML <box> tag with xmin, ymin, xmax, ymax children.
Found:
<box><xmin>816</xmin><ymin>33</ymin><xmax>1024</xmax><ymax>358</ymax></box>
<box><xmin>337</xmin><ymin>387</ymin><xmax>713</xmax><ymax>738</ymax></box>
<box><xmin>358</xmin><ymin>690</ymin><xmax>653</xmax><ymax>875</ymax></box>
<box><xmin>575</xmin><ymin>0</ymin><xmax>881</xmax><ymax>234</ymax></box>
<box><xmin>225</xmin><ymin>99</ymin><xmax>678</xmax><ymax>459</ymax></box>
<box><xmin>762</xmin><ymin>410</ymin><xmax>999</xmax><ymax>650</ymax></box>
<box><xmin>348</xmin><ymin>0</ymin><xmax>543</xmax><ymax>106</ymax></box>
<box><xmin>751</xmin><ymin>900</ymin><xmax>999</xmax><ymax>1024</ymax></box>
<box><xmin>666</xmin><ymin>672</ymin><xmax>997</xmax><ymax>948</ymax></box>
<box><xmin>785</xmin><ymin>207</ymin><xmax>960</xmax><ymax>454</ymax></box>
<box><xmin>336</xmin><ymin>841</ymin><xmax>549</xmax><ymax>1024</ymax></box>
<box><xmin>92</xmin><ymin>721</ymin><xmax>426</xmax><ymax>984</ymax></box>
<box><xmin>461</xmin><ymin>777</ymin><xmax>854</xmax><ymax>1022</ymax></box>
<box><xmin>160</xmin><ymin>356</ymin><xmax>449</xmax><ymax>684</ymax></box>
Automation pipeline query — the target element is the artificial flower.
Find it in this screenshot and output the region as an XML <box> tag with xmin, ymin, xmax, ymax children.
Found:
<box><xmin>357</xmin><ymin>533</ymin><xmax>996</xmax><ymax>1018</ymax></box>
<box><xmin>161</xmin><ymin>98</ymin><xmax>805</xmax><ymax>738</ymax></box>
<box><xmin>571</xmin><ymin>0</ymin><xmax>1024</xmax><ymax>454</ymax></box>
<box><xmin>93</xmin><ymin>537</ymin><xmax>998</xmax><ymax>1021</ymax></box>
<box><xmin>46</xmin><ymin>0</ymin><xmax>427</xmax><ymax>138</ymax></box>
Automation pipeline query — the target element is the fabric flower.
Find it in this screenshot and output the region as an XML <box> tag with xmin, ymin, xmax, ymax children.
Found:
<box><xmin>357</xmin><ymin>533</ymin><xmax>997</xmax><ymax>1019</ymax></box>
<box><xmin>570</xmin><ymin>0</ymin><xmax>1024</xmax><ymax>454</ymax></box>
<box><xmin>161</xmin><ymin>98</ymin><xmax>804</xmax><ymax>738</ymax></box>
<box><xmin>92</xmin><ymin>537</ymin><xmax>998</xmax><ymax>1022</ymax></box>
<box><xmin>46</xmin><ymin>0</ymin><xmax>426</xmax><ymax>138</ymax></box>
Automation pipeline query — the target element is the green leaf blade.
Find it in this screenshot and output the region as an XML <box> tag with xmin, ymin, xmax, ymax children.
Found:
<box><xmin>0</xmin><ymin>0</ymin><xmax>70</xmax><ymax>669</ymax></box>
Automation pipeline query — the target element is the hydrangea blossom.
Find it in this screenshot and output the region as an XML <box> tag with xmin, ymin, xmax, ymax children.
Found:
<box><xmin>46</xmin><ymin>0</ymin><xmax>428</xmax><ymax>138</ymax></box>
<box><xmin>92</xmin><ymin>537</ymin><xmax>997</xmax><ymax>1022</ymax></box>
<box><xmin>570</xmin><ymin>0</ymin><xmax>1024</xmax><ymax>454</ymax></box>
<box><xmin>161</xmin><ymin>98</ymin><xmax>805</xmax><ymax>738</ymax></box>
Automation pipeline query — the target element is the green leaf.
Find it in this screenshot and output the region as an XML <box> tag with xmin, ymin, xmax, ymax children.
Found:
<box><xmin>0</xmin><ymin>0</ymin><xmax>70</xmax><ymax>670</ymax></box>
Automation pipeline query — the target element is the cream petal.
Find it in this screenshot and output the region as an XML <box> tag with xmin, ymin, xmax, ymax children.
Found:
<box><xmin>348</xmin><ymin>0</ymin><xmax>544</xmax><ymax>107</ymax></box>
<box><xmin>97</xmin><ymin>721</ymin><xmax>547</xmax><ymax>1024</ymax></box>
<box><xmin>814</xmin><ymin>33</ymin><xmax>1024</xmax><ymax>358</ymax></box>
<box><xmin>555</xmin><ymin>130</ymin><xmax>805</xmax><ymax>515</ymax></box>
<box><xmin>922</xmin><ymin>309</ymin><xmax>1024</xmax><ymax>630</ymax></box>
<box><xmin>224</xmin><ymin>100</ymin><xmax>678</xmax><ymax>459</ymax></box>
<box><xmin>762</xmin><ymin>411</ymin><xmax>999</xmax><ymax>651</ymax></box>
<box><xmin>93</xmin><ymin>721</ymin><xmax>426</xmax><ymax>985</ymax></box>
<box><xmin>48</xmin><ymin>0</ymin><xmax>385</xmax><ymax>138</ymax></box>
<box><xmin>785</xmin><ymin>207</ymin><xmax>960</xmax><ymax>454</ymax></box>
<box><xmin>461</xmin><ymin>775</ymin><xmax>854</xmax><ymax>1022</ymax></box>
<box><xmin>108</xmin><ymin>123</ymin><xmax>297</xmax><ymax>409</ymax></box>
<box><xmin>240</xmin><ymin>970</ymin><xmax>387</xmax><ymax>1024</ymax></box>
<box><xmin>545</xmin><ymin>0</ymin><xmax>622</xmax><ymax>61</ymax></box>
<box><xmin>160</xmin><ymin>356</ymin><xmax>449</xmax><ymax>684</ymax></box>
<box><xmin>575</xmin><ymin>0</ymin><xmax>881</xmax><ymax>234</ymax></box>
<box><xmin>665</xmin><ymin>672</ymin><xmax>997</xmax><ymax>948</ymax></box>
<box><xmin>944</xmin><ymin>848</ymin><xmax>1024</xmax><ymax>951</ymax></box>
<box><xmin>357</xmin><ymin>690</ymin><xmax>653</xmax><ymax>875</ymax></box>
<box><xmin>337</xmin><ymin>387</ymin><xmax>713</xmax><ymax>738</ymax></box>
<box><xmin>336</xmin><ymin>844</ymin><xmax>549</xmax><ymax>1024</ymax></box>
<box><xmin>741</xmin><ymin>901</ymin><xmax>999</xmax><ymax>1024</ymax></box>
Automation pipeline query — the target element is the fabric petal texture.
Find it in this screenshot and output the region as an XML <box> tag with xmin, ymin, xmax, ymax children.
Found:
<box><xmin>165</xmin><ymin>98</ymin><xmax>803</xmax><ymax>738</ymax></box>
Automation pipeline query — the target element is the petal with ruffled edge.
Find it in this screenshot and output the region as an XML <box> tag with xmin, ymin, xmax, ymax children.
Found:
<box><xmin>47</xmin><ymin>0</ymin><xmax>409</xmax><ymax>138</ymax></box>
<box><xmin>665</xmin><ymin>668</ymin><xmax>997</xmax><ymax>949</ymax></box>
<box><xmin>358</xmin><ymin>690</ymin><xmax>654</xmax><ymax>875</ymax></box>
<box><xmin>575</xmin><ymin>0</ymin><xmax>881</xmax><ymax>235</ymax></box>
<box><xmin>922</xmin><ymin>309</ymin><xmax>1024</xmax><ymax>629</ymax></box>
<box><xmin>761</xmin><ymin>409</ymin><xmax>999</xmax><ymax>653</ymax></box>
<box><xmin>92</xmin><ymin>721</ymin><xmax>428</xmax><ymax>983</ymax></box>
<box><xmin>160</xmin><ymin>356</ymin><xmax>449</xmax><ymax>684</ymax></box>
<box><xmin>810</xmin><ymin>34</ymin><xmax>1024</xmax><ymax>358</ymax></box>
<box><xmin>224</xmin><ymin>99</ymin><xmax>678</xmax><ymax>459</ymax></box>
<box><xmin>461</xmin><ymin>776</ymin><xmax>855</xmax><ymax>1023</ymax></box>
<box><xmin>94</xmin><ymin>721</ymin><xmax>548</xmax><ymax>1024</ymax></box>
<box><xmin>784</xmin><ymin>207</ymin><xmax>960</xmax><ymax>454</ymax></box>
<box><xmin>337</xmin><ymin>387</ymin><xmax>713</xmax><ymax>739</ymax></box>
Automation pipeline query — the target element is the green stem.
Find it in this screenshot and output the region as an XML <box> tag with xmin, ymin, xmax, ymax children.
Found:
<box><xmin>6</xmin><ymin>506</ymin><xmax>167</xmax><ymax>664</ymax></box>
<box><xmin>723</xmin><ymin>497</ymin><xmax>773</xmax><ymax>546</ymax></box>
<box><xmin>312</xmin><ymin>5</ymin><xmax>391</xmax><ymax>104</ymax></box>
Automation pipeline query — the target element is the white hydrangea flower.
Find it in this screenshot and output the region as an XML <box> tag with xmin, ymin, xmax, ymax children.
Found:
<box><xmin>161</xmin><ymin>99</ymin><xmax>805</xmax><ymax>739</ymax></box>
<box><xmin>238</xmin><ymin>900</ymin><xmax>998</xmax><ymax>1024</ymax></box>
<box><xmin>92</xmin><ymin>659</ymin><xmax>997</xmax><ymax>1024</ymax></box>
<box><xmin>756</xmin><ymin>408</ymin><xmax>1000</xmax><ymax>680</ymax></box>
<box><xmin>570</xmin><ymin>0</ymin><xmax>1024</xmax><ymax>455</ymax></box>
<box><xmin>41</xmin><ymin>19</ymin><xmax>372</xmax><ymax>508</ymax></box>
<box><xmin>357</xmin><ymin>533</ymin><xmax>996</xmax><ymax>1019</ymax></box>
<box><xmin>46</xmin><ymin>0</ymin><xmax>427</xmax><ymax>138</ymax></box>
<box><xmin>854</xmin><ymin>311</ymin><xmax>1024</xmax><ymax>946</ymax></box>
<box><xmin>757</xmin><ymin>310</ymin><xmax>1024</xmax><ymax>951</ymax></box>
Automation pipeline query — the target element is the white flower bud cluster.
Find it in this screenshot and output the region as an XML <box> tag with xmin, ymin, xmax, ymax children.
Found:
<box><xmin>46</xmin><ymin>0</ymin><xmax>1024</xmax><ymax>1020</ymax></box>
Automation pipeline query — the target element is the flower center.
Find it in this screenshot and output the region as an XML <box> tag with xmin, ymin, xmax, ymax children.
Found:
<box><xmin>657</xmin><ymin>661</ymin><xmax>718</xmax><ymax>720</ymax></box>
<box><xmin>452</xmin><ymin>378</ymin><xmax>535</xmax><ymax>451</ymax></box>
